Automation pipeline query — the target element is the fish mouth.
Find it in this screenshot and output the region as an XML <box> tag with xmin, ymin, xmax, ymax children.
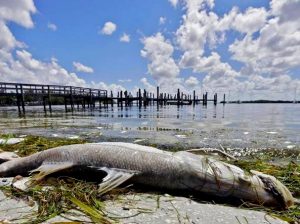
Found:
<box><xmin>251</xmin><ymin>170</ymin><xmax>294</xmax><ymax>209</ymax></box>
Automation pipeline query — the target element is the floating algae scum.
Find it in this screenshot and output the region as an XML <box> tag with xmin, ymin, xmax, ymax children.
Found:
<box><xmin>0</xmin><ymin>135</ymin><xmax>299</xmax><ymax>223</ymax></box>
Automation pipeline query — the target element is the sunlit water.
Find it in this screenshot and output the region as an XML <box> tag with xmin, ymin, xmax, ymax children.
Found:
<box><xmin>0</xmin><ymin>104</ymin><xmax>299</xmax><ymax>151</ymax></box>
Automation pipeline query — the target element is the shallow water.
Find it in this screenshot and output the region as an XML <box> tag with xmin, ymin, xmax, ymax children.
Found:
<box><xmin>0</xmin><ymin>104</ymin><xmax>299</xmax><ymax>151</ymax></box>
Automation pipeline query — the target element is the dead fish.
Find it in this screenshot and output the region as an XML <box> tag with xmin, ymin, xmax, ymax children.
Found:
<box><xmin>0</xmin><ymin>142</ymin><xmax>295</xmax><ymax>209</ymax></box>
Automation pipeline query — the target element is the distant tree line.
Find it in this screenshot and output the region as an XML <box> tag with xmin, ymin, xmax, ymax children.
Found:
<box><xmin>0</xmin><ymin>95</ymin><xmax>65</xmax><ymax>106</ymax></box>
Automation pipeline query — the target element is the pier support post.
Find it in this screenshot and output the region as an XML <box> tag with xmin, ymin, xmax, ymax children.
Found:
<box><xmin>47</xmin><ymin>85</ymin><xmax>52</xmax><ymax>113</ymax></box>
<box><xmin>15</xmin><ymin>85</ymin><xmax>21</xmax><ymax>114</ymax></box>
<box><xmin>193</xmin><ymin>90</ymin><xmax>196</xmax><ymax>106</ymax></box>
<box><xmin>70</xmin><ymin>86</ymin><xmax>74</xmax><ymax>111</ymax></box>
<box><xmin>156</xmin><ymin>86</ymin><xmax>160</xmax><ymax>106</ymax></box>
<box><xmin>20</xmin><ymin>84</ymin><xmax>25</xmax><ymax>114</ymax></box>
<box><xmin>120</xmin><ymin>91</ymin><xmax>123</xmax><ymax>108</ymax></box>
<box><xmin>111</xmin><ymin>91</ymin><xmax>113</xmax><ymax>107</ymax></box>
<box><xmin>138</xmin><ymin>89</ymin><xmax>142</xmax><ymax>107</ymax></box>
<box><xmin>177</xmin><ymin>89</ymin><xmax>180</xmax><ymax>106</ymax></box>
<box><xmin>42</xmin><ymin>86</ymin><xmax>46</xmax><ymax>112</ymax></box>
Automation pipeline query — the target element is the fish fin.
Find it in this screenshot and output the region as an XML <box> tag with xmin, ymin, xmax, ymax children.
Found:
<box><xmin>30</xmin><ymin>161</ymin><xmax>74</xmax><ymax>183</ymax></box>
<box><xmin>95</xmin><ymin>167</ymin><xmax>139</xmax><ymax>195</ymax></box>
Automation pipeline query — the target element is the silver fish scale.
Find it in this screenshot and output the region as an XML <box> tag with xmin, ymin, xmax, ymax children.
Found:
<box><xmin>65</xmin><ymin>143</ymin><xmax>190</xmax><ymax>189</ymax></box>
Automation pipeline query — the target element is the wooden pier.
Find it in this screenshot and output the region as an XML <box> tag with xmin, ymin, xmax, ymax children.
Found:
<box><xmin>0</xmin><ymin>82</ymin><xmax>221</xmax><ymax>114</ymax></box>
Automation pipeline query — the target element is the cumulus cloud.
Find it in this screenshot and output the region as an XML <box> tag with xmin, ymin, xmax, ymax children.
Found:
<box><xmin>0</xmin><ymin>0</ymin><xmax>36</xmax><ymax>28</ymax></box>
<box><xmin>0</xmin><ymin>50</ymin><xmax>86</xmax><ymax>86</ymax></box>
<box><xmin>120</xmin><ymin>33</ymin><xmax>130</xmax><ymax>42</ymax></box>
<box><xmin>141</xmin><ymin>33</ymin><xmax>179</xmax><ymax>86</ymax></box>
<box><xmin>159</xmin><ymin>17</ymin><xmax>166</xmax><ymax>25</ymax></box>
<box><xmin>47</xmin><ymin>23</ymin><xmax>57</xmax><ymax>31</ymax></box>
<box><xmin>138</xmin><ymin>0</ymin><xmax>300</xmax><ymax>99</ymax></box>
<box><xmin>140</xmin><ymin>77</ymin><xmax>156</xmax><ymax>93</ymax></box>
<box><xmin>168</xmin><ymin>0</ymin><xmax>178</xmax><ymax>8</ymax></box>
<box><xmin>0</xmin><ymin>0</ymin><xmax>36</xmax><ymax>50</ymax></box>
<box><xmin>73</xmin><ymin>62</ymin><xmax>94</xmax><ymax>73</ymax></box>
<box><xmin>91</xmin><ymin>81</ymin><xmax>125</xmax><ymax>94</ymax></box>
<box><xmin>229</xmin><ymin>0</ymin><xmax>300</xmax><ymax>77</ymax></box>
<box><xmin>231</xmin><ymin>7</ymin><xmax>267</xmax><ymax>34</ymax></box>
<box><xmin>0</xmin><ymin>1</ymin><xmax>126</xmax><ymax>93</ymax></box>
<box><xmin>100</xmin><ymin>21</ymin><xmax>117</xmax><ymax>35</ymax></box>
<box><xmin>118</xmin><ymin>79</ymin><xmax>132</xmax><ymax>83</ymax></box>
<box><xmin>185</xmin><ymin>76</ymin><xmax>199</xmax><ymax>87</ymax></box>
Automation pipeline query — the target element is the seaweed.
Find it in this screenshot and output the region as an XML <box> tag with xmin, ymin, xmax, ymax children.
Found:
<box><xmin>0</xmin><ymin>135</ymin><xmax>87</xmax><ymax>156</ymax></box>
<box><xmin>233</xmin><ymin>159</ymin><xmax>300</xmax><ymax>223</ymax></box>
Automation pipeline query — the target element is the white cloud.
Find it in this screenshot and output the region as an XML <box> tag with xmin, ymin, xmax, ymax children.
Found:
<box><xmin>231</xmin><ymin>7</ymin><xmax>267</xmax><ymax>34</ymax></box>
<box><xmin>168</xmin><ymin>0</ymin><xmax>178</xmax><ymax>8</ymax></box>
<box><xmin>140</xmin><ymin>77</ymin><xmax>156</xmax><ymax>93</ymax></box>
<box><xmin>91</xmin><ymin>81</ymin><xmax>125</xmax><ymax>95</ymax></box>
<box><xmin>100</xmin><ymin>21</ymin><xmax>117</xmax><ymax>35</ymax></box>
<box><xmin>0</xmin><ymin>1</ymin><xmax>128</xmax><ymax>95</ymax></box>
<box><xmin>118</xmin><ymin>79</ymin><xmax>132</xmax><ymax>83</ymax></box>
<box><xmin>0</xmin><ymin>0</ymin><xmax>36</xmax><ymax>50</ymax></box>
<box><xmin>185</xmin><ymin>76</ymin><xmax>199</xmax><ymax>87</ymax></box>
<box><xmin>73</xmin><ymin>62</ymin><xmax>94</xmax><ymax>73</ymax></box>
<box><xmin>159</xmin><ymin>17</ymin><xmax>166</xmax><ymax>25</ymax></box>
<box><xmin>0</xmin><ymin>0</ymin><xmax>36</xmax><ymax>28</ymax></box>
<box><xmin>47</xmin><ymin>23</ymin><xmax>57</xmax><ymax>31</ymax></box>
<box><xmin>120</xmin><ymin>33</ymin><xmax>130</xmax><ymax>42</ymax></box>
<box><xmin>0</xmin><ymin>49</ymin><xmax>86</xmax><ymax>86</ymax></box>
<box><xmin>229</xmin><ymin>0</ymin><xmax>300</xmax><ymax>77</ymax></box>
<box><xmin>141</xmin><ymin>33</ymin><xmax>180</xmax><ymax>86</ymax></box>
<box><xmin>0</xmin><ymin>20</ymin><xmax>21</xmax><ymax>49</ymax></box>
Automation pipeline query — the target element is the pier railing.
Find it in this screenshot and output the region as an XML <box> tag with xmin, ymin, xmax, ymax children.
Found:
<box><xmin>0</xmin><ymin>82</ymin><xmax>107</xmax><ymax>97</ymax></box>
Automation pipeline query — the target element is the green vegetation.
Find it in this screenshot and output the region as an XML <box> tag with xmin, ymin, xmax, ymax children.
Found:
<box><xmin>233</xmin><ymin>159</ymin><xmax>300</xmax><ymax>223</ymax></box>
<box><xmin>0</xmin><ymin>135</ymin><xmax>86</xmax><ymax>156</ymax></box>
<box><xmin>0</xmin><ymin>134</ymin><xmax>299</xmax><ymax>223</ymax></box>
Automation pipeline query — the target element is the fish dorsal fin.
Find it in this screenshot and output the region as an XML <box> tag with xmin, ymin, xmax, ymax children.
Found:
<box><xmin>30</xmin><ymin>161</ymin><xmax>74</xmax><ymax>182</ymax></box>
<box><xmin>94</xmin><ymin>167</ymin><xmax>139</xmax><ymax>195</ymax></box>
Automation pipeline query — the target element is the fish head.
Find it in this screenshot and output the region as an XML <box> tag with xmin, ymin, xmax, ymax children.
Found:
<box><xmin>251</xmin><ymin>170</ymin><xmax>294</xmax><ymax>209</ymax></box>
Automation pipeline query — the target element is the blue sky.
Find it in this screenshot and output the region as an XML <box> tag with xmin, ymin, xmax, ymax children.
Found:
<box><xmin>0</xmin><ymin>0</ymin><xmax>299</xmax><ymax>99</ymax></box>
<box><xmin>10</xmin><ymin>0</ymin><xmax>179</xmax><ymax>84</ymax></box>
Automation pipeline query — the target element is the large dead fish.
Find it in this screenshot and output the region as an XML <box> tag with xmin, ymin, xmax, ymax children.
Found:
<box><xmin>0</xmin><ymin>142</ymin><xmax>295</xmax><ymax>209</ymax></box>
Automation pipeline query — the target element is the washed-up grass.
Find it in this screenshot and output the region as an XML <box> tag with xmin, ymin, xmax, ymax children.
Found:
<box><xmin>0</xmin><ymin>134</ymin><xmax>86</xmax><ymax>156</ymax></box>
<box><xmin>0</xmin><ymin>134</ymin><xmax>300</xmax><ymax>223</ymax></box>
<box><xmin>1</xmin><ymin>177</ymin><xmax>113</xmax><ymax>223</ymax></box>
<box><xmin>232</xmin><ymin>159</ymin><xmax>300</xmax><ymax>223</ymax></box>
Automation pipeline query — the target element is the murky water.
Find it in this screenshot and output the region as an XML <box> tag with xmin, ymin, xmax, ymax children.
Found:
<box><xmin>0</xmin><ymin>104</ymin><xmax>299</xmax><ymax>150</ymax></box>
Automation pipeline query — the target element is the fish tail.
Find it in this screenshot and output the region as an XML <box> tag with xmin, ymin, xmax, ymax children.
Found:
<box><xmin>0</xmin><ymin>155</ymin><xmax>40</xmax><ymax>177</ymax></box>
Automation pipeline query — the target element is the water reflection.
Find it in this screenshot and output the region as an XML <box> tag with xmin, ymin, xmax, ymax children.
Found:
<box><xmin>0</xmin><ymin>104</ymin><xmax>299</xmax><ymax>149</ymax></box>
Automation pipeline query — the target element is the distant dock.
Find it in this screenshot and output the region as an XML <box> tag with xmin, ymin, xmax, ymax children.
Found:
<box><xmin>0</xmin><ymin>82</ymin><xmax>220</xmax><ymax>114</ymax></box>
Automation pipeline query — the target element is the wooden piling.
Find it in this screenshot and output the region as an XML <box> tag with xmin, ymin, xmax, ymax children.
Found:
<box><xmin>47</xmin><ymin>85</ymin><xmax>52</xmax><ymax>113</ymax></box>
<box><xmin>120</xmin><ymin>91</ymin><xmax>123</xmax><ymax>108</ymax></box>
<box><xmin>42</xmin><ymin>86</ymin><xmax>46</xmax><ymax>112</ymax></box>
<box><xmin>111</xmin><ymin>91</ymin><xmax>113</xmax><ymax>107</ymax></box>
<box><xmin>15</xmin><ymin>85</ymin><xmax>21</xmax><ymax>114</ymax></box>
<box><xmin>70</xmin><ymin>86</ymin><xmax>74</xmax><ymax>111</ymax></box>
<box><xmin>156</xmin><ymin>86</ymin><xmax>160</xmax><ymax>106</ymax></box>
<box><xmin>177</xmin><ymin>89</ymin><xmax>180</xmax><ymax>106</ymax></box>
